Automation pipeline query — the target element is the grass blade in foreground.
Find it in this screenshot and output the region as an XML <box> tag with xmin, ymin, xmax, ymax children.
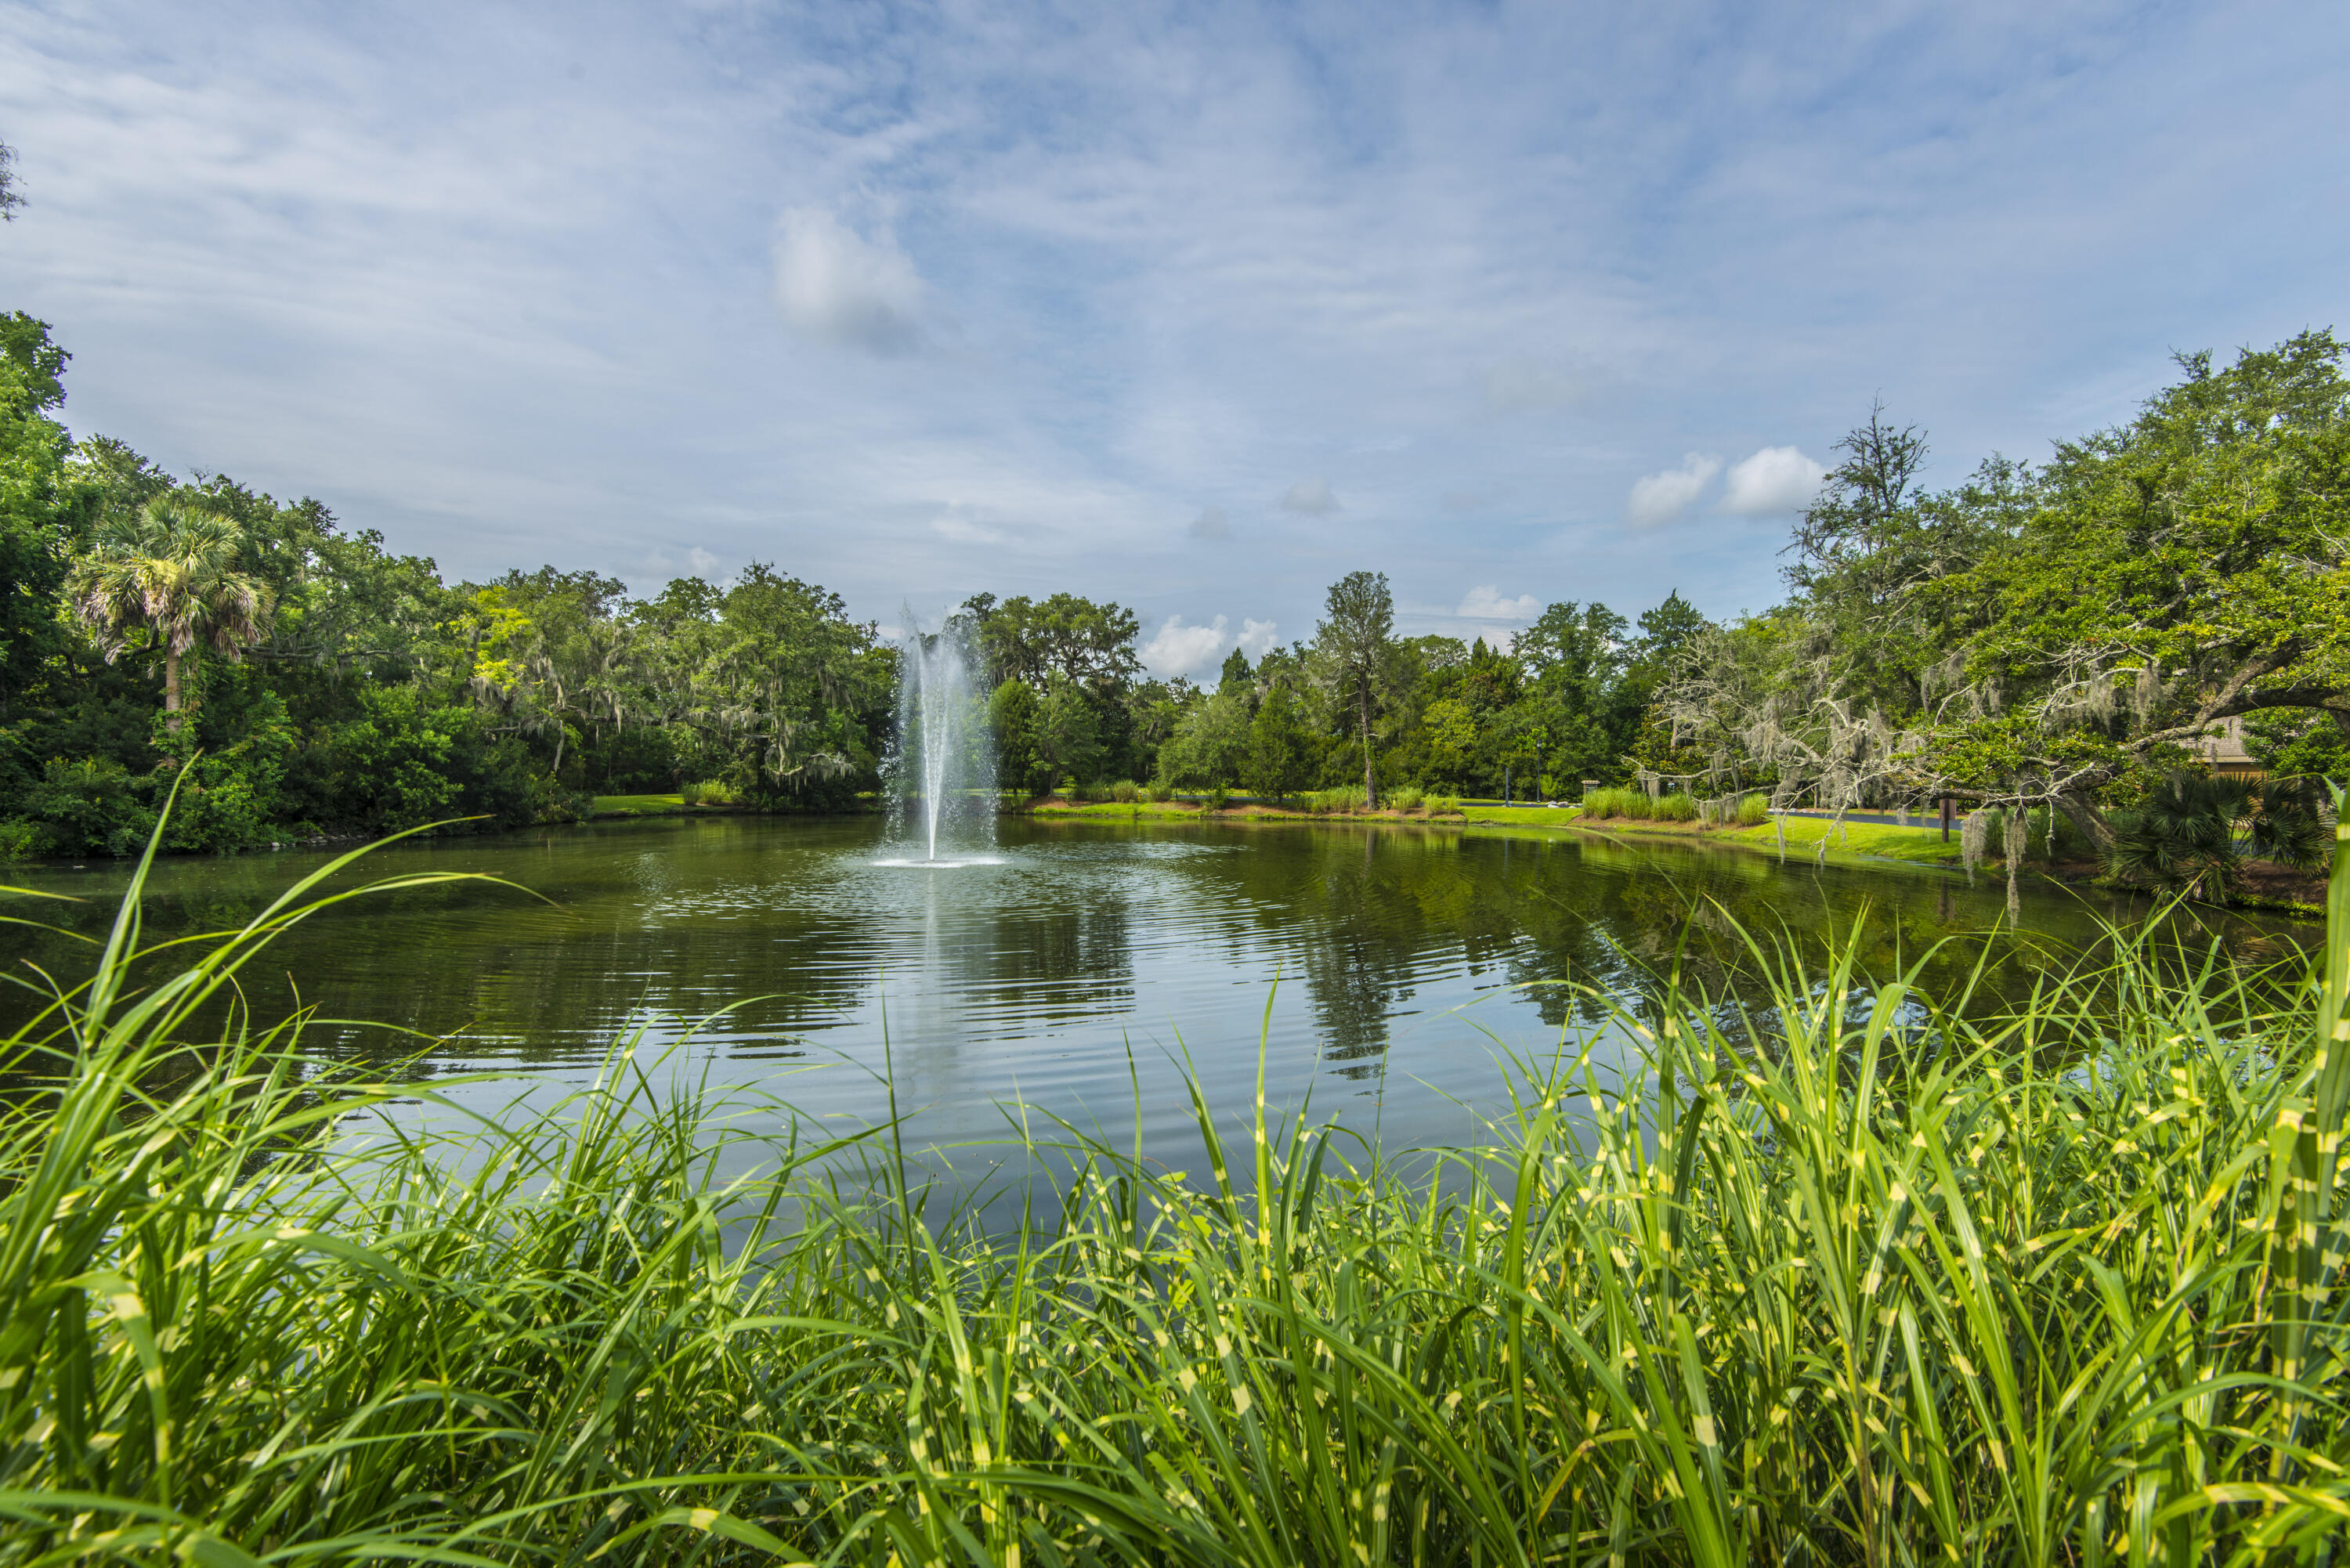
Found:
<box><xmin>1</xmin><ymin>819</ymin><xmax>2345</xmax><ymax>1563</ymax></box>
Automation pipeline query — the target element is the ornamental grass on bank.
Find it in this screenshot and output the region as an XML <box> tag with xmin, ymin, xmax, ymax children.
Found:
<box><xmin>3</xmin><ymin>804</ymin><xmax>2348</xmax><ymax>1565</ymax></box>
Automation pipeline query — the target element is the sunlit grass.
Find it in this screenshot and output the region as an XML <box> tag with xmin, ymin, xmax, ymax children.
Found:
<box><xmin>2</xmin><ymin>804</ymin><xmax>2345</xmax><ymax>1563</ymax></box>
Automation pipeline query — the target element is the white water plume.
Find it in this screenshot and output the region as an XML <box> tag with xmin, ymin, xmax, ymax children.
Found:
<box><xmin>885</xmin><ymin>610</ymin><xmax>997</xmax><ymax>865</ymax></box>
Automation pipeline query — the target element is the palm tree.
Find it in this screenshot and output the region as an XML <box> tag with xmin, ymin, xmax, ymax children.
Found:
<box><xmin>69</xmin><ymin>497</ymin><xmax>273</xmax><ymax>731</ymax></box>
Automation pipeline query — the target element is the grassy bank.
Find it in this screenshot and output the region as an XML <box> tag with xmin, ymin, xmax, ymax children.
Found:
<box><xmin>1567</xmin><ymin>810</ymin><xmax>1968</xmax><ymax>869</ymax></box>
<box><xmin>1015</xmin><ymin>790</ymin><xmax>1974</xmax><ymax>876</ymax></box>
<box><xmin>5</xmin><ymin>816</ymin><xmax>2347</xmax><ymax>1564</ymax></box>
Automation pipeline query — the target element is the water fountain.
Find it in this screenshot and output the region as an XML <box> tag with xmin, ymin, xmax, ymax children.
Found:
<box><xmin>880</xmin><ymin>610</ymin><xmax>999</xmax><ymax>867</ymax></box>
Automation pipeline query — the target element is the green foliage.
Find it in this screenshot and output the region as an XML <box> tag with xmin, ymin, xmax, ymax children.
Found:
<box><xmin>679</xmin><ymin>779</ymin><xmax>740</xmax><ymax>806</ymax></box>
<box><xmin>0</xmin><ymin>315</ymin><xmax>89</xmax><ymax>721</ymax></box>
<box><xmin>1033</xmin><ymin>671</ymin><xmax>1106</xmax><ymax>790</ymax></box>
<box><xmin>1736</xmin><ymin>791</ymin><xmax>1771</xmax><ymax>826</ymax></box>
<box><xmin>1652</xmin><ymin>790</ymin><xmax>1697</xmax><ymax>822</ymax></box>
<box><xmin>989</xmin><ymin>677</ymin><xmax>1043</xmax><ymax>795</ymax></box>
<box><xmin>1385</xmin><ymin>784</ymin><xmax>1423</xmax><ymax>812</ymax></box>
<box><xmin>1311</xmin><ymin>569</ymin><xmax>1400</xmax><ymax>803</ymax></box>
<box><xmin>6</xmin><ymin>822</ymin><xmax>2348</xmax><ymax>1563</ymax></box>
<box><xmin>961</xmin><ymin>591</ymin><xmax>1142</xmax><ymax>692</ymax></box>
<box><xmin>68</xmin><ymin>496</ymin><xmax>275</xmax><ymax>728</ymax></box>
<box><xmin>2249</xmin><ymin>710</ymin><xmax>2350</xmax><ymax>789</ymax></box>
<box><xmin>1245</xmin><ymin>683</ymin><xmax>1313</xmax><ymax>802</ymax></box>
<box><xmin>1661</xmin><ymin>331</ymin><xmax>2350</xmax><ymax>883</ymax></box>
<box><xmin>13</xmin><ymin>756</ymin><xmax>156</xmax><ymax>856</ymax></box>
<box><xmin>2103</xmin><ymin>771</ymin><xmax>2331</xmax><ymax>894</ymax></box>
<box><xmin>1157</xmin><ymin>685</ymin><xmax>1252</xmax><ymax>789</ymax></box>
<box><xmin>1304</xmin><ymin>785</ymin><xmax>1368</xmax><ymax>815</ymax></box>
<box><xmin>1202</xmin><ymin>782</ymin><xmax>1231</xmax><ymax>810</ymax></box>
<box><xmin>1581</xmin><ymin>786</ymin><xmax>1654</xmax><ymax>820</ymax></box>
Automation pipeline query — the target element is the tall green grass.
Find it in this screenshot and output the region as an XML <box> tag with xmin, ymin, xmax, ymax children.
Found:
<box><xmin>3</xmin><ymin>808</ymin><xmax>2348</xmax><ymax>1563</ymax></box>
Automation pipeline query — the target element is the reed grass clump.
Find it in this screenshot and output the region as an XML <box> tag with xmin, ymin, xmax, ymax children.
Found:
<box><xmin>1653</xmin><ymin>790</ymin><xmax>1698</xmax><ymax>822</ymax></box>
<box><xmin>1109</xmin><ymin>779</ymin><xmax>1141</xmax><ymax>803</ymax></box>
<box><xmin>4</xmin><ymin>807</ymin><xmax>2348</xmax><ymax>1565</ymax></box>
<box><xmin>1735</xmin><ymin>790</ymin><xmax>1770</xmax><ymax>826</ymax></box>
<box><xmin>1582</xmin><ymin>786</ymin><xmax>1654</xmax><ymax>821</ymax></box>
<box><xmin>679</xmin><ymin>779</ymin><xmax>739</xmax><ymax>806</ymax></box>
<box><xmin>1386</xmin><ymin>785</ymin><xmax>1425</xmax><ymax>813</ymax></box>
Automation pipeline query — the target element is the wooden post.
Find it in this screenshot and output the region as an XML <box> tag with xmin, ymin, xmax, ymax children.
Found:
<box><xmin>1940</xmin><ymin>796</ymin><xmax>1954</xmax><ymax>842</ymax></box>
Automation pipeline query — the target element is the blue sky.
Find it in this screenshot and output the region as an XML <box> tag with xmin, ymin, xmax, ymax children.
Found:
<box><xmin>1</xmin><ymin>0</ymin><xmax>2342</xmax><ymax>676</ymax></box>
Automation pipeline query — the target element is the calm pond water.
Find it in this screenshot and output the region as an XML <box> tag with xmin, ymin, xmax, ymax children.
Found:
<box><xmin>0</xmin><ymin>815</ymin><xmax>2305</xmax><ymax>1171</ymax></box>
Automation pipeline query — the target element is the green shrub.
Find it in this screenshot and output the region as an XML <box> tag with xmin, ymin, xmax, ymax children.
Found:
<box><xmin>1737</xmin><ymin>792</ymin><xmax>1771</xmax><ymax>826</ymax></box>
<box><xmin>17</xmin><ymin>757</ymin><xmax>158</xmax><ymax>858</ymax></box>
<box><xmin>1110</xmin><ymin>779</ymin><xmax>1140</xmax><ymax>803</ymax></box>
<box><xmin>1429</xmin><ymin>793</ymin><xmax>1462</xmax><ymax>815</ymax></box>
<box><xmin>1203</xmin><ymin>783</ymin><xmax>1231</xmax><ymax>811</ymax></box>
<box><xmin>1386</xmin><ymin>785</ymin><xmax>1424</xmax><ymax>813</ymax></box>
<box><xmin>1141</xmin><ymin>782</ymin><xmax>1171</xmax><ymax>803</ymax></box>
<box><xmin>1654</xmin><ymin>792</ymin><xmax>1698</xmax><ymax>822</ymax></box>
<box><xmin>1579</xmin><ymin>786</ymin><xmax>1624</xmax><ymax>819</ymax></box>
<box><xmin>680</xmin><ymin>779</ymin><xmax>740</xmax><ymax>807</ymax></box>
<box><xmin>0</xmin><ymin>817</ymin><xmax>51</xmax><ymax>861</ymax></box>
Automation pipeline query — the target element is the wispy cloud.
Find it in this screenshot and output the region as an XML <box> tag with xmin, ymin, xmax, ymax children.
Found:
<box><xmin>1627</xmin><ymin>454</ymin><xmax>1722</xmax><ymax>528</ymax></box>
<box><xmin>0</xmin><ymin>0</ymin><xmax>2337</xmax><ymax>645</ymax></box>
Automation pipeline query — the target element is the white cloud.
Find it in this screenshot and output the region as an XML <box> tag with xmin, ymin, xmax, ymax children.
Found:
<box><xmin>1720</xmin><ymin>446</ymin><xmax>1828</xmax><ymax>515</ymax></box>
<box><xmin>1237</xmin><ymin>618</ymin><xmax>1279</xmax><ymax>658</ymax></box>
<box><xmin>1</xmin><ymin>0</ymin><xmax>2334</xmax><ymax>640</ymax></box>
<box><xmin>1143</xmin><ymin>613</ymin><xmax>1231</xmax><ymax>676</ymax></box>
<box><xmin>1456</xmin><ymin>585</ymin><xmax>1539</xmax><ymax>621</ymax></box>
<box><xmin>1188</xmin><ymin>504</ymin><xmax>1231</xmax><ymax>540</ymax></box>
<box><xmin>1279</xmin><ymin>477</ymin><xmax>1339</xmax><ymax>515</ymax></box>
<box><xmin>1626</xmin><ymin>453</ymin><xmax>1723</xmax><ymax>528</ymax></box>
<box><xmin>687</xmin><ymin>545</ymin><xmax>721</xmax><ymax>580</ymax></box>
<box><xmin>771</xmin><ymin>207</ymin><xmax>927</xmax><ymax>354</ymax></box>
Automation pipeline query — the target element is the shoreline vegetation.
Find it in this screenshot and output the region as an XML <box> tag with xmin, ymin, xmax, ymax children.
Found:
<box><xmin>7</xmin><ymin>319</ymin><xmax>2345</xmax><ymax>920</ymax></box>
<box><xmin>3</xmin><ymin>813</ymin><xmax>2347</xmax><ymax>1562</ymax></box>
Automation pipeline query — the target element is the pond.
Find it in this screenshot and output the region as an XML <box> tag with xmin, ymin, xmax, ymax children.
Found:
<box><xmin>0</xmin><ymin>815</ymin><xmax>2305</xmax><ymax>1172</ymax></box>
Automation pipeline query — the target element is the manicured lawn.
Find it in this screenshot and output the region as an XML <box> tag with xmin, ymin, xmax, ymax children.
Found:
<box><xmin>1456</xmin><ymin>803</ymin><xmax>1583</xmax><ymax>827</ymax></box>
<box><xmin>1019</xmin><ymin>797</ymin><xmax>1203</xmax><ymax>818</ymax></box>
<box><xmin>1563</xmin><ymin>809</ymin><xmax>1965</xmax><ymax>868</ymax></box>
<box><xmin>1723</xmin><ymin>812</ymin><xmax>1964</xmax><ymax>865</ymax></box>
<box><xmin>591</xmin><ymin>793</ymin><xmax>686</xmax><ymax>817</ymax></box>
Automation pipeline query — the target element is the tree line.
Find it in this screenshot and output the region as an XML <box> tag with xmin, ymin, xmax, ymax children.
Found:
<box><xmin>0</xmin><ymin>314</ymin><xmax>1716</xmax><ymax>858</ymax></box>
<box><xmin>1</xmin><ymin>314</ymin><xmax>905</xmax><ymax>856</ymax></box>
<box><xmin>10</xmin><ymin>303</ymin><xmax>2340</xmax><ymax>869</ymax></box>
<box><xmin>1655</xmin><ymin>330</ymin><xmax>2350</xmax><ymax>893</ymax></box>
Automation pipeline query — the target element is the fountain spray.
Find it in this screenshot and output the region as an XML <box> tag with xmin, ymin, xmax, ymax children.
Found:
<box><xmin>887</xmin><ymin>610</ymin><xmax>998</xmax><ymax>864</ymax></box>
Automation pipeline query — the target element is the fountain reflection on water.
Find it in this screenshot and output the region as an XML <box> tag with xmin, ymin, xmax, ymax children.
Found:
<box><xmin>881</xmin><ymin>609</ymin><xmax>1001</xmax><ymax>868</ymax></box>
